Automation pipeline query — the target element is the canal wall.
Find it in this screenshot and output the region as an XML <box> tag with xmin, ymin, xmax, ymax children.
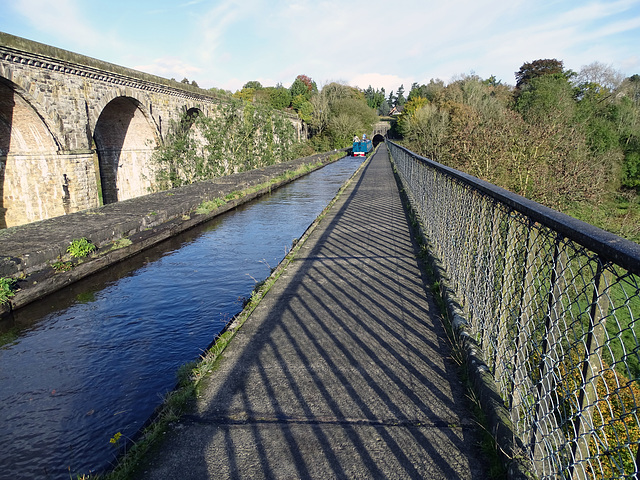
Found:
<box><xmin>0</xmin><ymin>151</ymin><xmax>344</xmax><ymax>318</ymax></box>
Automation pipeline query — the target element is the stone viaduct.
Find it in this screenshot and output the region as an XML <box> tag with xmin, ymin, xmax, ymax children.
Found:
<box><xmin>0</xmin><ymin>32</ymin><xmax>303</xmax><ymax>229</ymax></box>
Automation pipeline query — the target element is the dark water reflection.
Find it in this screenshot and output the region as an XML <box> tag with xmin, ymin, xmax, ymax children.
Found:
<box><xmin>0</xmin><ymin>156</ymin><xmax>363</xmax><ymax>479</ymax></box>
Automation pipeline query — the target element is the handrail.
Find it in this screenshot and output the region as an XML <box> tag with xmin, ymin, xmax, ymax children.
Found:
<box><xmin>388</xmin><ymin>141</ymin><xmax>640</xmax><ymax>275</ymax></box>
<box><xmin>388</xmin><ymin>140</ymin><xmax>640</xmax><ymax>479</ymax></box>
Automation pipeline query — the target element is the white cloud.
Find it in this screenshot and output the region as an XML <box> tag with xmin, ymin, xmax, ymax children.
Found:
<box><xmin>11</xmin><ymin>0</ymin><xmax>101</xmax><ymax>47</ymax></box>
<box><xmin>134</xmin><ymin>57</ymin><xmax>202</xmax><ymax>81</ymax></box>
<box><xmin>3</xmin><ymin>0</ymin><xmax>639</xmax><ymax>94</ymax></box>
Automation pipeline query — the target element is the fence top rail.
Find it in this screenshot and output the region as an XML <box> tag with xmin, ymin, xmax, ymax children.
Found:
<box><xmin>388</xmin><ymin>140</ymin><xmax>640</xmax><ymax>275</ymax></box>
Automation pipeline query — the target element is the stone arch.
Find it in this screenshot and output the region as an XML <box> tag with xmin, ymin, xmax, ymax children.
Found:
<box><xmin>89</xmin><ymin>88</ymin><xmax>160</xmax><ymax>139</ymax></box>
<box><xmin>182</xmin><ymin>106</ymin><xmax>204</xmax><ymax>131</ymax></box>
<box><xmin>372</xmin><ymin>134</ymin><xmax>385</xmax><ymax>148</ymax></box>
<box><xmin>0</xmin><ymin>78</ymin><xmax>67</xmax><ymax>227</ymax></box>
<box><xmin>185</xmin><ymin>106</ymin><xmax>202</xmax><ymax>119</ymax></box>
<box><xmin>183</xmin><ymin>106</ymin><xmax>204</xmax><ymax>140</ymax></box>
<box><xmin>94</xmin><ymin>96</ymin><xmax>159</xmax><ymax>204</ymax></box>
<box><xmin>0</xmin><ymin>64</ymin><xmax>66</xmax><ymax>150</ymax></box>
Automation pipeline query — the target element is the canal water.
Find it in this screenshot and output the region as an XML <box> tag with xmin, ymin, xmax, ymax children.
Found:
<box><xmin>0</xmin><ymin>155</ymin><xmax>364</xmax><ymax>480</ymax></box>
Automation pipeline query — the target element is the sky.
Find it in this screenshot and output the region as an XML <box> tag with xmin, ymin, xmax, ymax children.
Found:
<box><xmin>1</xmin><ymin>0</ymin><xmax>639</xmax><ymax>95</ymax></box>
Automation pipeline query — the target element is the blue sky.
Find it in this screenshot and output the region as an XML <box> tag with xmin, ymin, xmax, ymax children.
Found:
<box><xmin>1</xmin><ymin>0</ymin><xmax>639</xmax><ymax>95</ymax></box>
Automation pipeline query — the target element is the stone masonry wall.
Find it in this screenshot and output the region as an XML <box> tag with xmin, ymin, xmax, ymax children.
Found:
<box><xmin>0</xmin><ymin>33</ymin><xmax>304</xmax><ymax>227</ymax></box>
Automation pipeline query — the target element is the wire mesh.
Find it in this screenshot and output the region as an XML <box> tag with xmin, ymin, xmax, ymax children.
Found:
<box><xmin>388</xmin><ymin>141</ymin><xmax>640</xmax><ymax>479</ymax></box>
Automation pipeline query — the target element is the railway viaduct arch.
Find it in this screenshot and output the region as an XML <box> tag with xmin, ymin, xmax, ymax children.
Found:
<box><xmin>0</xmin><ymin>33</ymin><xmax>303</xmax><ymax>228</ymax></box>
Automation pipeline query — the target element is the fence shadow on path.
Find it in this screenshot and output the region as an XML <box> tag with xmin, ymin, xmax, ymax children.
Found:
<box><xmin>143</xmin><ymin>151</ymin><xmax>490</xmax><ymax>479</ymax></box>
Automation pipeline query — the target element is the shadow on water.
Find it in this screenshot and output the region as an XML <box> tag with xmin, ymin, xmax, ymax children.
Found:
<box><xmin>0</xmin><ymin>156</ymin><xmax>364</xmax><ymax>480</ymax></box>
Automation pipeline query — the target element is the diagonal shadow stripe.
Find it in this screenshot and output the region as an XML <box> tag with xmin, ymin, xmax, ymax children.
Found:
<box><xmin>141</xmin><ymin>148</ymin><xmax>489</xmax><ymax>480</ymax></box>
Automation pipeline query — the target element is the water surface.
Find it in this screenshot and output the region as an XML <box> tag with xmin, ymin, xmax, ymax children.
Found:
<box><xmin>0</xmin><ymin>156</ymin><xmax>363</xmax><ymax>479</ymax></box>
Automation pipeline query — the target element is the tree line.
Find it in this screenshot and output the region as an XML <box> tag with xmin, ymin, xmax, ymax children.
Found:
<box><xmin>394</xmin><ymin>60</ymin><xmax>640</xmax><ymax>242</ymax></box>
<box><xmin>232</xmin><ymin>75</ymin><xmax>378</xmax><ymax>152</ymax></box>
<box><xmin>159</xmin><ymin>61</ymin><xmax>640</xmax><ymax>244</ymax></box>
<box><xmin>151</xmin><ymin>74</ymin><xmax>380</xmax><ymax>189</ymax></box>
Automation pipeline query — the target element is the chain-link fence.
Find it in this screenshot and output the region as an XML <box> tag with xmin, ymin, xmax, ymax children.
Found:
<box><xmin>388</xmin><ymin>141</ymin><xmax>640</xmax><ymax>479</ymax></box>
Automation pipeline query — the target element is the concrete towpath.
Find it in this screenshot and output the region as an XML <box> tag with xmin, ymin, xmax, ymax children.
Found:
<box><xmin>138</xmin><ymin>146</ymin><xmax>490</xmax><ymax>479</ymax></box>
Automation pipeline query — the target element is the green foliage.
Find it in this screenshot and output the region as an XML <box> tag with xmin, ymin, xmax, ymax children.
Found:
<box><xmin>295</xmin><ymin>81</ymin><xmax>379</xmax><ymax>149</ymax></box>
<box><xmin>291</xmin><ymin>94</ymin><xmax>313</xmax><ymax>122</ymax></box>
<box><xmin>52</xmin><ymin>260</ymin><xmax>73</xmax><ymax>272</ymax></box>
<box><xmin>515</xmin><ymin>74</ymin><xmax>575</xmax><ymax>124</ymax></box>
<box><xmin>289</xmin><ymin>140</ymin><xmax>317</xmax><ymax>158</ymax></box>
<box><xmin>326</xmin><ymin>97</ymin><xmax>378</xmax><ymax>149</ymax></box>
<box><xmin>110</xmin><ymin>238</ymin><xmax>133</xmax><ymax>251</ymax></box>
<box><xmin>151</xmin><ymin>100</ymin><xmax>297</xmax><ymax>189</ymax></box>
<box><xmin>622</xmin><ymin>149</ymin><xmax>640</xmax><ymax>189</ymax></box>
<box><xmin>151</xmin><ymin>113</ymin><xmax>201</xmax><ymax>190</ymax></box>
<box><xmin>378</xmin><ymin>100</ymin><xmax>390</xmax><ymax>116</ymax></box>
<box><xmin>398</xmin><ymin>100</ymin><xmax>448</xmax><ymax>161</ymax></box>
<box><xmin>243</xmin><ymin>80</ymin><xmax>262</xmax><ymax>90</ymax></box>
<box><xmin>207</xmin><ymin>87</ymin><xmax>233</xmax><ymax>97</ymax></box>
<box><xmin>364</xmin><ymin>85</ymin><xmax>387</xmax><ymax>111</ymax></box>
<box><xmin>289</xmin><ymin>74</ymin><xmax>317</xmax><ymax>101</ymax></box>
<box><xmin>233</xmin><ymin>87</ymin><xmax>255</xmax><ymax>102</ymax></box>
<box><xmin>265</xmin><ymin>86</ymin><xmax>291</xmax><ymax>110</ymax></box>
<box><xmin>395</xmin><ymin>84</ymin><xmax>406</xmax><ymax>108</ymax></box>
<box><xmin>0</xmin><ymin>277</ymin><xmax>16</xmax><ymax>305</ymax></box>
<box><xmin>67</xmin><ymin>238</ymin><xmax>96</xmax><ymax>258</ymax></box>
<box><xmin>515</xmin><ymin>58</ymin><xmax>565</xmax><ymax>90</ymax></box>
<box><xmin>195</xmin><ymin>198</ymin><xmax>226</xmax><ymax>215</ymax></box>
<box><xmin>407</xmin><ymin>80</ymin><xmax>446</xmax><ymax>103</ymax></box>
<box><xmin>296</xmin><ymin>99</ymin><xmax>314</xmax><ymax>123</ymax></box>
<box><xmin>396</xmin><ymin>66</ymin><xmax>640</xmax><ymax>232</ymax></box>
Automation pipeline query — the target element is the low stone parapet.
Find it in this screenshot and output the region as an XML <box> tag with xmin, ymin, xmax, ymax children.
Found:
<box><xmin>0</xmin><ymin>151</ymin><xmax>343</xmax><ymax>317</ymax></box>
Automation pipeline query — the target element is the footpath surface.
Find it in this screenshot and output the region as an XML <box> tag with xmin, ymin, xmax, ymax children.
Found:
<box><xmin>139</xmin><ymin>147</ymin><xmax>490</xmax><ymax>479</ymax></box>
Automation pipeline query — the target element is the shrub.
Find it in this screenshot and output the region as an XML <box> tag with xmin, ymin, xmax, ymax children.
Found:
<box><xmin>67</xmin><ymin>238</ymin><xmax>96</xmax><ymax>258</ymax></box>
<box><xmin>0</xmin><ymin>277</ymin><xmax>16</xmax><ymax>305</ymax></box>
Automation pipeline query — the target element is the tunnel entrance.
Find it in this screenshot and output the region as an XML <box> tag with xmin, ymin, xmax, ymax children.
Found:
<box><xmin>372</xmin><ymin>134</ymin><xmax>385</xmax><ymax>148</ymax></box>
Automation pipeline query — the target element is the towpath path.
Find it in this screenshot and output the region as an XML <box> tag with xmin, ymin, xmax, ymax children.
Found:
<box><xmin>139</xmin><ymin>146</ymin><xmax>490</xmax><ymax>479</ymax></box>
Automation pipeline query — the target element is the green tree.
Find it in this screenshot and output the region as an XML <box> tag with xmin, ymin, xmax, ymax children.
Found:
<box><xmin>291</xmin><ymin>94</ymin><xmax>314</xmax><ymax>122</ymax></box>
<box><xmin>407</xmin><ymin>83</ymin><xmax>428</xmax><ymax>102</ymax></box>
<box><xmin>233</xmin><ymin>87</ymin><xmax>256</xmax><ymax>102</ymax></box>
<box><xmin>378</xmin><ymin>99</ymin><xmax>390</xmax><ymax>116</ymax></box>
<box><xmin>398</xmin><ymin>99</ymin><xmax>448</xmax><ymax>161</ymax></box>
<box><xmin>515</xmin><ymin>58</ymin><xmax>565</xmax><ymax>90</ymax></box>
<box><xmin>266</xmin><ymin>86</ymin><xmax>291</xmax><ymax>110</ymax></box>
<box><xmin>364</xmin><ymin>85</ymin><xmax>387</xmax><ymax>111</ymax></box>
<box><xmin>325</xmin><ymin>97</ymin><xmax>377</xmax><ymax>148</ymax></box>
<box><xmin>308</xmin><ymin>82</ymin><xmax>377</xmax><ymax>150</ymax></box>
<box><xmin>515</xmin><ymin>73</ymin><xmax>575</xmax><ymax>125</ymax></box>
<box><xmin>396</xmin><ymin>84</ymin><xmax>406</xmax><ymax>108</ymax></box>
<box><xmin>297</xmin><ymin>99</ymin><xmax>314</xmax><ymax>123</ymax></box>
<box><xmin>514</xmin><ymin>73</ymin><xmax>611</xmax><ymax>207</ymax></box>
<box><xmin>243</xmin><ymin>80</ymin><xmax>263</xmax><ymax>90</ymax></box>
<box><xmin>482</xmin><ymin>75</ymin><xmax>502</xmax><ymax>87</ymax></box>
<box><xmin>289</xmin><ymin>74</ymin><xmax>317</xmax><ymax>102</ymax></box>
<box><xmin>615</xmin><ymin>77</ymin><xmax>640</xmax><ymax>189</ymax></box>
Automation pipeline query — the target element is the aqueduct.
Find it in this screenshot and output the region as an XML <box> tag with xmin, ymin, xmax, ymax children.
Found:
<box><xmin>0</xmin><ymin>32</ymin><xmax>302</xmax><ymax>228</ymax></box>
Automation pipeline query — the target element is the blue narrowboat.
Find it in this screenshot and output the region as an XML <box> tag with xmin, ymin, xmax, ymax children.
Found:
<box><xmin>352</xmin><ymin>138</ymin><xmax>372</xmax><ymax>157</ymax></box>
